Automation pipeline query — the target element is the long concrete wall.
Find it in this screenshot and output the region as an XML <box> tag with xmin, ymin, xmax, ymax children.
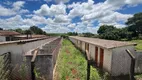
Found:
<box><xmin>69</xmin><ymin>37</ymin><xmax>112</xmax><ymax>74</ymax></box>
<box><xmin>111</xmin><ymin>46</ymin><xmax>135</xmax><ymax>76</ymax></box>
<box><xmin>25</xmin><ymin>38</ymin><xmax>62</xmax><ymax>80</ymax></box>
<box><xmin>69</xmin><ymin>36</ymin><xmax>142</xmax><ymax>77</ymax></box>
<box><xmin>0</xmin><ymin>37</ymin><xmax>59</xmax><ymax>71</ymax></box>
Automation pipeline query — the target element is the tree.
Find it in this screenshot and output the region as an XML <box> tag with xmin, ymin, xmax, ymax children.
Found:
<box><xmin>15</xmin><ymin>28</ymin><xmax>23</xmax><ymax>34</ymax></box>
<box><xmin>67</xmin><ymin>32</ymin><xmax>78</xmax><ymax>36</ymax></box>
<box><xmin>97</xmin><ymin>25</ymin><xmax>116</xmax><ymax>35</ymax></box>
<box><xmin>24</xmin><ymin>30</ymin><xmax>32</xmax><ymax>39</ymax></box>
<box><xmin>0</xmin><ymin>28</ymin><xmax>3</xmax><ymax>30</ymax></box>
<box><xmin>82</xmin><ymin>32</ymin><xmax>94</xmax><ymax>37</ymax></box>
<box><xmin>126</xmin><ymin>12</ymin><xmax>142</xmax><ymax>37</ymax></box>
<box><xmin>97</xmin><ymin>25</ymin><xmax>131</xmax><ymax>40</ymax></box>
<box><xmin>30</xmin><ymin>26</ymin><xmax>46</xmax><ymax>35</ymax></box>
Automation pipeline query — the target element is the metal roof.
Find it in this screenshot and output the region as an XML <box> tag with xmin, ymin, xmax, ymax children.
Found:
<box><xmin>70</xmin><ymin>36</ymin><xmax>137</xmax><ymax>49</ymax></box>
<box><xmin>0</xmin><ymin>30</ymin><xmax>20</xmax><ymax>36</ymax></box>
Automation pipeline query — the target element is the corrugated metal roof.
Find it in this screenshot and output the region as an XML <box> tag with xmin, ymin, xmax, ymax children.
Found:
<box><xmin>0</xmin><ymin>30</ymin><xmax>20</xmax><ymax>36</ymax></box>
<box><xmin>70</xmin><ymin>36</ymin><xmax>137</xmax><ymax>49</ymax></box>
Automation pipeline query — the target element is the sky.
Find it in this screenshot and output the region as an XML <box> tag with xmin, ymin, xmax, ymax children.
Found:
<box><xmin>0</xmin><ymin>0</ymin><xmax>142</xmax><ymax>33</ymax></box>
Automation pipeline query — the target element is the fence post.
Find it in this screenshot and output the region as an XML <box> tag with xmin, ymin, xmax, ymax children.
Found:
<box><xmin>126</xmin><ymin>49</ymin><xmax>136</xmax><ymax>80</ymax></box>
<box><xmin>31</xmin><ymin>62</ymin><xmax>35</xmax><ymax>80</ymax></box>
<box><xmin>31</xmin><ymin>49</ymin><xmax>38</xmax><ymax>80</ymax></box>
<box><xmin>87</xmin><ymin>60</ymin><xmax>91</xmax><ymax>80</ymax></box>
<box><xmin>86</xmin><ymin>50</ymin><xmax>91</xmax><ymax>80</ymax></box>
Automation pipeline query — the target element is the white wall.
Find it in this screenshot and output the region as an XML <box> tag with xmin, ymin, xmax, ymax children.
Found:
<box><xmin>103</xmin><ymin>49</ymin><xmax>112</xmax><ymax>73</ymax></box>
<box><xmin>0</xmin><ymin>36</ymin><xmax>5</xmax><ymax>42</ymax></box>
<box><xmin>0</xmin><ymin>37</ymin><xmax>59</xmax><ymax>66</ymax></box>
<box><xmin>82</xmin><ymin>42</ymin><xmax>85</xmax><ymax>52</ymax></box>
<box><xmin>111</xmin><ymin>46</ymin><xmax>135</xmax><ymax>76</ymax></box>
<box><xmin>69</xmin><ymin>37</ymin><xmax>112</xmax><ymax>73</ymax></box>
<box><xmin>89</xmin><ymin>44</ymin><xmax>95</xmax><ymax>60</ymax></box>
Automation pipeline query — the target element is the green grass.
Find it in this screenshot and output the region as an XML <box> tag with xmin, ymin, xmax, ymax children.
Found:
<box><xmin>55</xmin><ymin>39</ymin><xmax>101</xmax><ymax>80</ymax></box>
<box><xmin>129</xmin><ymin>40</ymin><xmax>142</xmax><ymax>50</ymax></box>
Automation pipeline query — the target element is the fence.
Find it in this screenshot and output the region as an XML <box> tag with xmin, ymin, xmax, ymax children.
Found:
<box><xmin>0</xmin><ymin>52</ymin><xmax>11</xmax><ymax>80</ymax></box>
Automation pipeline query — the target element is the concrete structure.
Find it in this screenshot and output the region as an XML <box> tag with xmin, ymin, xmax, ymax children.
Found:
<box><xmin>14</xmin><ymin>35</ymin><xmax>47</xmax><ymax>40</ymax></box>
<box><xmin>25</xmin><ymin>38</ymin><xmax>62</xmax><ymax>80</ymax></box>
<box><xmin>0</xmin><ymin>37</ymin><xmax>60</xmax><ymax>79</ymax></box>
<box><xmin>0</xmin><ymin>30</ymin><xmax>20</xmax><ymax>42</ymax></box>
<box><xmin>69</xmin><ymin>36</ymin><xmax>136</xmax><ymax>76</ymax></box>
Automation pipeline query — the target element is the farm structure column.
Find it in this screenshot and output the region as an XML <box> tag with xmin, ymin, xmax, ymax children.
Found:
<box><xmin>69</xmin><ymin>36</ymin><xmax>136</xmax><ymax>76</ymax></box>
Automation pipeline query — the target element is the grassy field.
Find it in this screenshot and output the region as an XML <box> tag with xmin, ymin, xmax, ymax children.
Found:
<box><xmin>129</xmin><ymin>40</ymin><xmax>142</xmax><ymax>50</ymax></box>
<box><xmin>54</xmin><ymin>39</ymin><xmax>101</xmax><ymax>80</ymax></box>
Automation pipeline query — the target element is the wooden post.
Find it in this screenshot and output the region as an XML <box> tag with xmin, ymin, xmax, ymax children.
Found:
<box><xmin>87</xmin><ymin>60</ymin><xmax>91</xmax><ymax>80</ymax></box>
<box><xmin>126</xmin><ymin>49</ymin><xmax>136</xmax><ymax>80</ymax></box>
<box><xmin>31</xmin><ymin>49</ymin><xmax>38</xmax><ymax>80</ymax></box>
<box><xmin>31</xmin><ymin>62</ymin><xmax>35</xmax><ymax>80</ymax></box>
<box><xmin>86</xmin><ymin>50</ymin><xmax>91</xmax><ymax>80</ymax></box>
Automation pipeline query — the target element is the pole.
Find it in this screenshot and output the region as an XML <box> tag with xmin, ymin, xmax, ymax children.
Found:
<box><xmin>87</xmin><ymin>60</ymin><xmax>90</xmax><ymax>80</ymax></box>
<box><xmin>31</xmin><ymin>62</ymin><xmax>35</xmax><ymax>80</ymax></box>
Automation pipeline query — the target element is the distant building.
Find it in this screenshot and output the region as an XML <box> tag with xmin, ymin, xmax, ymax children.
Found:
<box><xmin>0</xmin><ymin>30</ymin><xmax>20</xmax><ymax>42</ymax></box>
<box><xmin>14</xmin><ymin>35</ymin><xmax>47</xmax><ymax>40</ymax></box>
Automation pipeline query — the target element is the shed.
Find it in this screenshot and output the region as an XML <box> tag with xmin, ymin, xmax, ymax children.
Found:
<box><xmin>69</xmin><ymin>36</ymin><xmax>136</xmax><ymax>76</ymax></box>
<box><xmin>0</xmin><ymin>30</ymin><xmax>20</xmax><ymax>42</ymax></box>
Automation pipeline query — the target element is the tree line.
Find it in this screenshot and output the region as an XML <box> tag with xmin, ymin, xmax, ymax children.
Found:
<box><xmin>98</xmin><ymin>12</ymin><xmax>142</xmax><ymax>40</ymax></box>
<box><xmin>0</xmin><ymin>26</ymin><xmax>47</xmax><ymax>35</ymax></box>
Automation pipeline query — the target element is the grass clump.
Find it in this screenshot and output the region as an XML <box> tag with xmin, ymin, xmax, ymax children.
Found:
<box><xmin>129</xmin><ymin>40</ymin><xmax>142</xmax><ymax>50</ymax></box>
<box><xmin>54</xmin><ymin>39</ymin><xmax>101</xmax><ymax>80</ymax></box>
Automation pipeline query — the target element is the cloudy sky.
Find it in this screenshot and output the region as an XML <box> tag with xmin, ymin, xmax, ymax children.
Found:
<box><xmin>0</xmin><ymin>0</ymin><xmax>142</xmax><ymax>33</ymax></box>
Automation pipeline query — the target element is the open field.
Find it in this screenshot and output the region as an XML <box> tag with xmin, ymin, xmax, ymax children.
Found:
<box><xmin>54</xmin><ymin>39</ymin><xmax>101</xmax><ymax>80</ymax></box>
<box><xmin>129</xmin><ymin>40</ymin><xmax>142</xmax><ymax>50</ymax></box>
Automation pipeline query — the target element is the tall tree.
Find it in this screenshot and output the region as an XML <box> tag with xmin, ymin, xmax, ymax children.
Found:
<box><xmin>30</xmin><ymin>26</ymin><xmax>46</xmax><ymax>35</ymax></box>
<box><xmin>15</xmin><ymin>28</ymin><xmax>23</xmax><ymax>34</ymax></box>
<box><xmin>126</xmin><ymin>12</ymin><xmax>142</xmax><ymax>37</ymax></box>
<box><xmin>97</xmin><ymin>25</ymin><xmax>116</xmax><ymax>35</ymax></box>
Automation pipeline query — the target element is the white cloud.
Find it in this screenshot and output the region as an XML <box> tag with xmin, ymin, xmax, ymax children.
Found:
<box><xmin>13</xmin><ymin>1</ymin><xmax>25</xmax><ymax>11</ymax></box>
<box><xmin>68</xmin><ymin>0</ymin><xmax>94</xmax><ymax>18</ymax></box>
<box><xmin>44</xmin><ymin>0</ymin><xmax>52</xmax><ymax>2</ymax></box>
<box><xmin>34</xmin><ymin>3</ymin><xmax>66</xmax><ymax>17</ymax></box>
<box><xmin>0</xmin><ymin>15</ymin><xmax>30</xmax><ymax>29</ymax></box>
<box><xmin>19</xmin><ymin>9</ymin><xmax>29</xmax><ymax>14</ymax></box>
<box><xmin>44</xmin><ymin>0</ymin><xmax>70</xmax><ymax>3</ymax></box>
<box><xmin>54</xmin><ymin>15</ymin><xmax>70</xmax><ymax>23</ymax></box>
<box><xmin>67</xmin><ymin>23</ymin><xmax>76</xmax><ymax>28</ymax></box>
<box><xmin>0</xmin><ymin>0</ymin><xmax>141</xmax><ymax>33</ymax></box>
<box><xmin>55</xmin><ymin>0</ymin><xmax>70</xmax><ymax>3</ymax></box>
<box><xmin>105</xmin><ymin>0</ymin><xmax>142</xmax><ymax>7</ymax></box>
<box><xmin>0</xmin><ymin>1</ymin><xmax>28</xmax><ymax>16</ymax></box>
<box><xmin>42</xmin><ymin>25</ymin><xmax>71</xmax><ymax>33</ymax></box>
<box><xmin>0</xmin><ymin>5</ymin><xmax>16</xmax><ymax>16</ymax></box>
<box><xmin>3</xmin><ymin>1</ymin><xmax>13</xmax><ymax>5</ymax></box>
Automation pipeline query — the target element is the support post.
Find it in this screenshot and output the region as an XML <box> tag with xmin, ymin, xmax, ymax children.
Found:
<box><xmin>126</xmin><ymin>49</ymin><xmax>136</xmax><ymax>80</ymax></box>
<box><xmin>31</xmin><ymin>62</ymin><xmax>35</xmax><ymax>80</ymax></box>
<box><xmin>86</xmin><ymin>50</ymin><xmax>91</xmax><ymax>80</ymax></box>
<box><xmin>31</xmin><ymin>49</ymin><xmax>38</xmax><ymax>80</ymax></box>
<box><xmin>87</xmin><ymin>60</ymin><xmax>91</xmax><ymax>80</ymax></box>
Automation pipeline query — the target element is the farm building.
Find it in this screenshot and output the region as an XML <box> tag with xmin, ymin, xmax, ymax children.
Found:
<box><xmin>69</xmin><ymin>36</ymin><xmax>137</xmax><ymax>76</ymax></box>
<box><xmin>0</xmin><ymin>30</ymin><xmax>20</xmax><ymax>42</ymax></box>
